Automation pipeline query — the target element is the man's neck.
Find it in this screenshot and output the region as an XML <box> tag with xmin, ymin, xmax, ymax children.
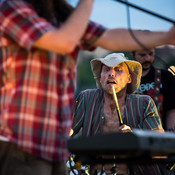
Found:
<box><xmin>102</xmin><ymin>90</ymin><xmax>127</xmax><ymax>133</ymax></box>
<box><xmin>142</xmin><ymin>68</ymin><xmax>151</xmax><ymax>77</ymax></box>
<box><xmin>104</xmin><ymin>90</ymin><xmax>126</xmax><ymax>107</ymax></box>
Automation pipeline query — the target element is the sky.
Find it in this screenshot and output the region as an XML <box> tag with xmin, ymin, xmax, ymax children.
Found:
<box><xmin>68</xmin><ymin>0</ymin><xmax>175</xmax><ymax>31</ymax></box>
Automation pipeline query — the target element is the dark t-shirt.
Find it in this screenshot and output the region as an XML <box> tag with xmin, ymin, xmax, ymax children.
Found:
<box><xmin>135</xmin><ymin>66</ymin><xmax>175</xmax><ymax>129</ymax></box>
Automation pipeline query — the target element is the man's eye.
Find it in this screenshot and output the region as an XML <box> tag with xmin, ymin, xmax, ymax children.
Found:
<box><xmin>149</xmin><ymin>52</ymin><xmax>154</xmax><ymax>56</ymax></box>
<box><xmin>115</xmin><ymin>68</ymin><xmax>121</xmax><ymax>71</ymax></box>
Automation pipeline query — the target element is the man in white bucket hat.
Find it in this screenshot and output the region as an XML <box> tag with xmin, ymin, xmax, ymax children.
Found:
<box><xmin>91</xmin><ymin>52</ymin><xmax>142</xmax><ymax>94</ymax></box>
<box><xmin>71</xmin><ymin>53</ymin><xmax>172</xmax><ymax>175</ymax></box>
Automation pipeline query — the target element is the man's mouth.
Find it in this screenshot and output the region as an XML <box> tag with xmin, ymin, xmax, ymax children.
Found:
<box><xmin>142</xmin><ymin>61</ymin><xmax>151</xmax><ymax>67</ymax></box>
<box><xmin>107</xmin><ymin>79</ymin><xmax>117</xmax><ymax>85</ymax></box>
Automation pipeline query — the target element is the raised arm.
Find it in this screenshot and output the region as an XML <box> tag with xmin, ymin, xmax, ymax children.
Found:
<box><xmin>94</xmin><ymin>25</ymin><xmax>175</xmax><ymax>51</ymax></box>
<box><xmin>33</xmin><ymin>0</ymin><xmax>94</xmax><ymax>54</ymax></box>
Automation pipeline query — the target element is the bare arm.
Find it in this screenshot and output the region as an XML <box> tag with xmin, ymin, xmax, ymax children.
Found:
<box><xmin>166</xmin><ymin>109</ymin><xmax>175</xmax><ymax>131</ymax></box>
<box><xmin>33</xmin><ymin>0</ymin><xmax>94</xmax><ymax>54</ymax></box>
<box><xmin>94</xmin><ymin>26</ymin><xmax>175</xmax><ymax>51</ymax></box>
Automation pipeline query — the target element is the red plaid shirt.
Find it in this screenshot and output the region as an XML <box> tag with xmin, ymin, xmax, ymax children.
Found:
<box><xmin>0</xmin><ymin>0</ymin><xmax>106</xmax><ymax>161</ymax></box>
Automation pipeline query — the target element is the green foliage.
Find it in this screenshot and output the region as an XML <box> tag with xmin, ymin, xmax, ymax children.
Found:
<box><xmin>77</xmin><ymin>60</ymin><xmax>96</xmax><ymax>88</ymax></box>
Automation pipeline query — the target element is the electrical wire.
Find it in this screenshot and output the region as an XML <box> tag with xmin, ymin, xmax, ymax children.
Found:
<box><xmin>125</xmin><ymin>0</ymin><xmax>171</xmax><ymax>69</ymax></box>
<box><xmin>69</xmin><ymin>155</ymin><xmax>77</xmax><ymax>175</ymax></box>
<box><xmin>114</xmin><ymin>0</ymin><xmax>175</xmax><ymax>24</ymax></box>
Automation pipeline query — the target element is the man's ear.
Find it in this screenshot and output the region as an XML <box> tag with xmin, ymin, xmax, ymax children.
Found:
<box><xmin>128</xmin><ymin>74</ymin><xmax>132</xmax><ymax>83</ymax></box>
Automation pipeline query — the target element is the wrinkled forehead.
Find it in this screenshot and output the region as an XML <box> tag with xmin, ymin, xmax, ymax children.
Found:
<box><xmin>102</xmin><ymin>62</ymin><xmax>129</xmax><ymax>73</ymax></box>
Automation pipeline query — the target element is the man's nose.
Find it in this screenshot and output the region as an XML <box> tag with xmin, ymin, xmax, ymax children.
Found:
<box><xmin>109</xmin><ymin>69</ymin><xmax>115</xmax><ymax>77</ymax></box>
<box><xmin>144</xmin><ymin>54</ymin><xmax>152</xmax><ymax>61</ymax></box>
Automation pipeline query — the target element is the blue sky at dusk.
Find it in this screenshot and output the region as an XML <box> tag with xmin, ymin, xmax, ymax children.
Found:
<box><xmin>68</xmin><ymin>0</ymin><xmax>175</xmax><ymax>31</ymax></box>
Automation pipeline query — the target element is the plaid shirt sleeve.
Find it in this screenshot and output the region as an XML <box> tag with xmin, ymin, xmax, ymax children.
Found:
<box><xmin>0</xmin><ymin>0</ymin><xmax>55</xmax><ymax>50</ymax></box>
<box><xmin>80</xmin><ymin>21</ymin><xmax>106</xmax><ymax>50</ymax></box>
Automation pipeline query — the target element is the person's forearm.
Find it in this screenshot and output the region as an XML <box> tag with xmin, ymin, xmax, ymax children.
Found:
<box><xmin>59</xmin><ymin>0</ymin><xmax>94</xmax><ymax>48</ymax></box>
<box><xmin>95</xmin><ymin>27</ymin><xmax>174</xmax><ymax>51</ymax></box>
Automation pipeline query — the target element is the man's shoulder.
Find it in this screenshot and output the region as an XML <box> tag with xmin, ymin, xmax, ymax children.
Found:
<box><xmin>154</xmin><ymin>66</ymin><xmax>175</xmax><ymax>82</ymax></box>
<box><xmin>80</xmin><ymin>88</ymin><xmax>101</xmax><ymax>94</ymax></box>
<box><xmin>78</xmin><ymin>88</ymin><xmax>103</xmax><ymax>98</ymax></box>
<box><xmin>128</xmin><ymin>93</ymin><xmax>152</xmax><ymax>101</ymax></box>
<box><xmin>154</xmin><ymin>66</ymin><xmax>169</xmax><ymax>75</ymax></box>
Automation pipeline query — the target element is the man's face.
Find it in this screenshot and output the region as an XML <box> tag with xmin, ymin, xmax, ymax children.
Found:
<box><xmin>100</xmin><ymin>62</ymin><xmax>131</xmax><ymax>95</ymax></box>
<box><xmin>134</xmin><ymin>50</ymin><xmax>155</xmax><ymax>71</ymax></box>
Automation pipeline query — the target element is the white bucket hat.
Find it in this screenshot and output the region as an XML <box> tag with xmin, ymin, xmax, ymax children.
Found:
<box><xmin>90</xmin><ymin>53</ymin><xmax>142</xmax><ymax>94</ymax></box>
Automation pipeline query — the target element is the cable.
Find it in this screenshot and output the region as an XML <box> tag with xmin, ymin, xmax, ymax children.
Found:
<box><xmin>125</xmin><ymin>0</ymin><xmax>170</xmax><ymax>69</ymax></box>
<box><xmin>113</xmin><ymin>0</ymin><xmax>175</xmax><ymax>24</ymax></box>
<box><xmin>68</xmin><ymin>155</ymin><xmax>77</xmax><ymax>175</ymax></box>
<box><xmin>124</xmin><ymin>3</ymin><xmax>175</xmax><ymax>171</ymax></box>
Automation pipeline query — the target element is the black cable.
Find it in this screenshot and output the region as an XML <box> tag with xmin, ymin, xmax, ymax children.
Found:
<box><xmin>100</xmin><ymin>164</ymin><xmax>105</xmax><ymax>175</ymax></box>
<box><xmin>113</xmin><ymin>0</ymin><xmax>175</xmax><ymax>24</ymax></box>
<box><xmin>124</xmin><ymin>5</ymin><xmax>175</xmax><ymax>171</ymax></box>
<box><xmin>69</xmin><ymin>154</ymin><xmax>77</xmax><ymax>175</ymax></box>
<box><xmin>125</xmin><ymin>0</ymin><xmax>170</xmax><ymax>69</ymax></box>
<box><xmin>125</xmin><ymin>0</ymin><xmax>149</xmax><ymax>51</ymax></box>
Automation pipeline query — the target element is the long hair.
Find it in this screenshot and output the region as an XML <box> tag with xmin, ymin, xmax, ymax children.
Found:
<box><xmin>24</xmin><ymin>0</ymin><xmax>74</xmax><ymax>22</ymax></box>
